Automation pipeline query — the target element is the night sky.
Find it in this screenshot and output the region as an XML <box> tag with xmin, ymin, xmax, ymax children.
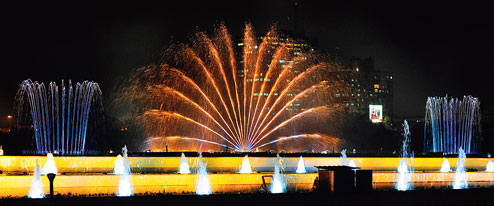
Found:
<box><xmin>2</xmin><ymin>1</ymin><xmax>493</xmax><ymax>123</ymax></box>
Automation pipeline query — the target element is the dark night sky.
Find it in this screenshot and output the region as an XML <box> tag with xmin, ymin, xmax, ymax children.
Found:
<box><xmin>2</xmin><ymin>1</ymin><xmax>493</xmax><ymax>124</ymax></box>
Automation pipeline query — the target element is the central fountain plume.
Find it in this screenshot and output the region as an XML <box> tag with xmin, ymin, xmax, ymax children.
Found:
<box><xmin>239</xmin><ymin>155</ymin><xmax>252</xmax><ymax>173</ymax></box>
<box><xmin>28</xmin><ymin>160</ymin><xmax>44</xmax><ymax>199</ymax></box>
<box><xmin>117</xmin><ymin>145</ymin><xmax>133</xmax><ymax>196</ymax></box>
<box><xmin>271</xmin><ymin>154</ymin><xmax>286</xmax><ymax>193</ymax></box>
<box><xmin>453</xmin><ymin>148</ymin><xmax>468</xmax><ymax>189</ymax></box>
<box><xmin>113</xmin><ymin>154</ymin><xmax>124</xmax><ymax>175</ymax></box>
<box><xmin>296</xmin><ymin>156</ymin><xmax>306</xmax><ymax>173</ymax></box>
<box><xmin>15</xmin><ymin>79</ymin><xmax>103</xmax><ymax>155</ymax></box>
<box><xmin>195</xmin><ymin>153</ymin><xmax>212</xmax><ymax>195</ymax></box>
<box><xmin>348</xmin><ymin>159</ymin><xmax>356</xmax><ymax>168</ymax></box>
<box><xmin>42</xmin><ymin>153</ymin><xmax>57</xmax><ymax>175</ymax></box>
<box><xmin>112</xmin><ymin>23</ymin><xmax>347</xmax><ymax>152</ymax></box>
<box><xmin>340</xmin><ymin>149</ymin><xmax>347</xmax><ymax>166</ymax></box>
<box><xmin>396</xmin><ymin>120</ymin><xmax>412</xmax><ymax>191</ymax></box>
<box><xmin>486</xmin><ymin>160</ymin><xmax>494</xmax><ymax>172</ymax></box>
<box><xmin>440</xmin><ymin>158</ymin><xmax>451</xmax><ymax>172</ymax></box>
<box><xmin>178</xmin><ymin>153</ymin><xmax>191</xmax><ymax>174</ymax></box>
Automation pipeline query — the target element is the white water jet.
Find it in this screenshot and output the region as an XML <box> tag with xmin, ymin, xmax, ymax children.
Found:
<box><xmin>486</xmin><ymin>160</ymin><xmax>494</xmax><ymax>172</ymax></box>
<box><xmin>296</xmin><ymin>156</ymin><xmax>306</xmax><ymax>173</ymax></box>
<box><xmin>239</xmin><ymin>155</ymin><xmax>252</xmax><ymax>173</ymax></box>
<box><xmin>195</xmin><ymin>153</ymin><xmax>212</xmax><ymax>195</ymax></box>
<box><xmin>0</xmin><ymin>145</ymin><xmax>4</xmax><ymax>155</ymax></box>
<box><xmin>28</xmin><ymin>160</ymin><xmax>44</xmax><ymax>199</ymax></box>
<box><xmin>178</xmin><ymin>153</ymin><xmax>191</xmax><ymax>174</ymax></box>
<box><xmin>113</xmin><ymin>154</ymin><xmax>124</xmax><ymax>175</ymax></box>
<box><xmin>396</xmin><ymin>158</ymin><xmax>411</xmax><ymax>191</ymax></box>
<box><xmin>348</xmin><ymin>159</ymin><xmax>357</xmax><ymax>168</ymax></box>
<box><xmin>117</xmin><ymin>145</ymin><xmax>133</xmax><ymax>196</ymax></box>
<box><xmin>453</xmin><ymin>148</ymin><xmax>468</xmax><ymax>189</ymax></box>
<box><xmin>340</xmin><ymin>149</ymin><xmax>347</xmax><ymax>166</ymax></box>
<box><xmin>440</xmin><ymin>158</ymin><xmax>451</xmax><ymax>172</ymax></box>
<box><xmin>42</xmin><ymin>153</ymin><xmax>57</xmax><ymax>175</ymax></box>
<box><xmin>396</xmin><ymin>120</ymin><xmax>412</xmax><ymax>191</ymax></box>
<box><xmin>271</xmin><ymin>154</ymin><xmax>286</xmax><ymax>193</ymax></box>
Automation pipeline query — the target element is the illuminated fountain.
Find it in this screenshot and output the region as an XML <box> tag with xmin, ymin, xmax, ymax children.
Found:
<box><xmin>113</xmin><ymin>154</ymin><xmax>124</xmax><ymax>175</ymax></box>
<box><xmin>271</xmin><ymin>154</ymin><xmax>286</xmax><ymax>193</ymax></box>
<box><xmin>239</xmin><ymin>155</ymin><xmax>252</xmax><ymax>173</ymax></box>
<box><xmin>295</xmin><ymin>156</ymin><xmax>306</xmax><ymax>173</ymax></box>
<box><xmin>348</xmin><ymin>159</ymin><xmax>356</xmax><ymax>168</ymax></box>
<box><xmin>15</xmin><ymin>79</ymin><xmax>103</xmax><ymax>155</ymax></box>
<box><xmin>424</xmin><ymin>95</ymin><xmax>481</xmax><ymax>154</ymax></box>
<box><xmin>42</xmin><ymin>153</ymin><xmax>57</xmax><ymax>175</ymax></box>
<box><xmin>340</xmin><ymin>149</ymin><xmax>347</xmax><ymax>166</ymax></box>
<box><xmin>0</xmin><ymin>145</ymin><xmax>3</xmax><ymax>155</ymax></box>
<box><xmin>28</xmin><ymin>160</ymin><xmax>44</xmax><ymax>199</ymax></box>
<box><xmin>440</xmin><ymin>158</ymin><xmax>451</xmax><ymax>172</ymax></box>
<box><xmin>195</xmin><ymin>153</ymin><xmax>212</xmax><ymax>195</ymax></box>
<box><xmin>486</xmin><ymin>160</ymin><xmax>494</xmax><ymax>172</ymax></box>
<box><xmin>117</xmin><ymin>145</ymin><xmax>133</xmax><ymax>196</ymax></box>
<box><xmin>178</xmin><ymin>153</ymin><xmax>191</xmax><ymax>174</ymax></box>
<box><xmin>112</xmin><ymin>23</ymin><xmax>347</xmax><ymax>153</ymax></box>
<box><xmin>396</xmin><ymin>120</ymin><xmax>412</xmax><ymax>191</ymax></box>
<box><xmin>453</xmin><ymin>148</ymin><xmax>468</xmax><ymax>189</ymax></box>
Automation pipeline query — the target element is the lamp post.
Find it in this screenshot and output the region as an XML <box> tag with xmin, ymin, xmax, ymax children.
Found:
<box><xmin>7</xmin><ymin>115</ymin><xmax>12</xmax><ymax>132</ymax></box>
<box><xmin>47</xmin><ymin>173</ymin><xmax>56</xmax><ymax>197</ymax></box>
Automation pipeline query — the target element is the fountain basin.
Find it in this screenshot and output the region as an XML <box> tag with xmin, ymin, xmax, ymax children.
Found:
<box><xmin>0</xmin><ymin>173</ymin><xmax>317</xmax><ymax>198</ymax></box>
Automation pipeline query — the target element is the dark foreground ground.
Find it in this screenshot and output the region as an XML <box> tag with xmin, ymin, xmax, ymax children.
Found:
<box><xmin>2</xmin><ymin>189</ymin><xmax>494</xmax><ymax>206</ymax></box>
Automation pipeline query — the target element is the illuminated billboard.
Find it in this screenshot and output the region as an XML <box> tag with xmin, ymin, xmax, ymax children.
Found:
<box><xmin>369</xmin><ymin>105</ymin><xmax>383</xmax><ymax>123</ymax></box>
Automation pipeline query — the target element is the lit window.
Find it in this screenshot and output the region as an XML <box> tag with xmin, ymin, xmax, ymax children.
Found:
<box><xmin>374</xmin><ymin>84</ymin><xmax>380</xmax><ymax>89</ymax></box>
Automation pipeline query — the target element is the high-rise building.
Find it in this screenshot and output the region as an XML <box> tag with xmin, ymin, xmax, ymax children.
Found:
<box><xmin>236</xmin><ymin>32</ymin><xmax>393</xmax><ymax>124</ymax></box>
<box><xmin>236</xmin><ymin>31</ymin><xmax>316</xmax><ymax>114</ymax></box>
<box><xmin>346</xmin><ymin>57</ymin><xmax>394</xmax><ymax>123</ymax></box>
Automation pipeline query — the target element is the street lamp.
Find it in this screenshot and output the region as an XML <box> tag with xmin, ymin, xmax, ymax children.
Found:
<box><xmin>7</xmin><ymin>115</ymin><xmax>12</xmax><ymax>132</ymax></box>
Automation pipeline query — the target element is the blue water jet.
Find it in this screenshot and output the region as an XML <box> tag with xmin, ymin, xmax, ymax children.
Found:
<box><xmin>15</xmin><ymin>79</ymin><xmax>103</xmax><ymax>155</ymax></box>
<box><xmin>424</xmin><ymin>95</ymin><xmax>481</xmax><ymax>154</ymax></box>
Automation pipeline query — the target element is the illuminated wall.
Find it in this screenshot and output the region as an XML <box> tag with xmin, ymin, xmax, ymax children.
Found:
<box><xmin>1</xmin><ymin>156</ymin><xmax>494</xmax><ymax>173</ymax></box>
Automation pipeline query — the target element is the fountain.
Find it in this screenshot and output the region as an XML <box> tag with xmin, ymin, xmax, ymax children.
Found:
<box><xmin>453</xmin><ymin>148</ymin><xmax>468</xmax><ymax>189</ymax></box>
<box><xmin>0</xmin><ymin>145</ymin><xmax>3</xmax><ymax>155</ymax></box>
<box><xmin>348</xmin><ymin>159</ymin><xmax>356</xmax><ymax>168</ymax></box>
<box><xmin>239</xmin><ymin>155</ymin><xmax>252</xmax><ymax>173</ymax></box>
<box><xmin>28</xmin><ymin>160</ymin><xmax>44</xmax><ymax>199</ymax></box>
<box><xmin>271</xmin><ymin>154</ymin><xmax>286</xmax><ymax>193</ymax></box>
<box><xmin>15</xmin><ymin>79</ymin><xmax>103</xmax><ymax>155</ymax></box>
<box><xmin>117</xmin><ymin>145</ymin><xmax>133</xmax><ymax>196</ymax></box>
<box><xmin>42</xmin><ymin>153</ymin><xmax>57</xmax><ymax>175</ymax></box>
<box><xmin>340</xmin><ymin>149</ymin><xmax>347</xmax><ymax>166</ymax></box>
<box><xmin>295</xmin><ymin>156</ymin><xmax>306</xmax><ymax>173</ymax></box>
<box><xmin>195</xmin><ymin>153</ymin><xmax>212</xmax><ymax>195</ymax></box>
<box><xmin>113</xmin><ymin>154</ymin><xmax>124</xmax><ymax>175</ymax></box>
<box><xmin>112</xmin><ymin>23</ymin><xmax>346</xmax><ymax>153</ymax></box>
<box><xmin>486</xmin><ymin>160</ymin><xmax>494</xmax><ymax>172</ymax></box>
<box><xmin>440</xmin><ymin>158</ymin><xmax>451</xmax><ymax>172</ymax></box>
<box><xmin>396</xmin><ymin>120</ymin><xmax>412</xmax><ymax>191</ymax></box>
<box><xmin>424</xmin><ymin>95</ymin><xmax>481</xmax><ymax>154</ymax></box>
<box><xmin>178</xmin><ymin>153</ymin><xmax>191</xmax><ymax>174</ymax></box>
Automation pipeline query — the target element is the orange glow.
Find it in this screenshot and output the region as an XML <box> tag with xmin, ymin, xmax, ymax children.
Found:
<box><xmin>2</xmin><ymin>156</ymin><xmax>494</xmax><ymax>174</ymax></box>
<box><xmin>0</xmin><ymin>173</ymin><xmax>317</xmax><ymax>198</ymax></box>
